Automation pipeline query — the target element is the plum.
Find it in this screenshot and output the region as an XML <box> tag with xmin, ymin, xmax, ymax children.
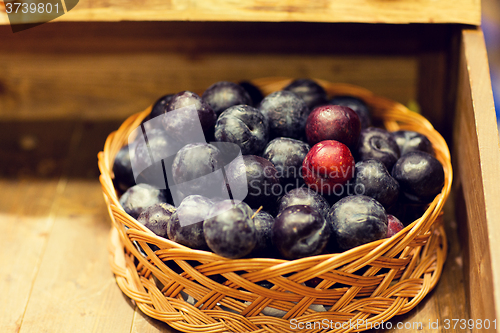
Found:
<box><xmin>203</xmin><ymin>200</ymin><xmax>256</xmax><ymax>258</ymax></box>
<box><xmin>387</xmin><ymin>197</ymin><xmax>428</xmax><ymax>226</ymax></box>
<box><xmin>134</xmin><ymin>128</ymin><xmax>177</xmax><ymax>168</ymax></box>
<box><xmin>239</xmin><ymin>81</ymin><xmax>264</xmax><ymax>106</ymax></box>
<box><xmin>133</xmin><ymin>127</ymin><xmax>181</xmax><ymax>198</ymax></box>
<box><xmin>119</xmin><ymin>183</ymin><xmax>168</xmax><ymax>219</ymax></box>
<box><xmin>353</xmin><ymin>160</ymin><xmax>399</xmax><ymax>209</ymax></box>
<box><xmin>143</xmin><ymin>94</ymin><xmax>174</xmax><ymax>123</ymax></box>
<box><xmin>391</xmin><ymin>130</ymin><xmax>434</xmax><ymax>156</ymax></box>
<box><xmin>249</xmin><ymin>209</ymin><xmax>275</xmax><ymax>256</ymax></box>
<box><xmin>215</xmin><ymin>105</ymin><xmax>269</xmax><ymax>155</ymax></box>
<box><xmin>167</xmin><ymin>195</ymin><xmax>213</xmax><ymax>250</ymax></box>
<box><xmin>305</xmin><ymin>105</ymin><xmax>361</xmax><ymax>148</ymax></box>
<box><xmin>224</xmin><ymin>155</ymin><xmax>281</xmax><ymax>211</ymax></box>
<box><xmin>202</xmin><ymin>81</ymin><xmax>252</xmax><ymax>116</ymax></box>
<box><xmin>273</xmin><ymin>205</ymin><xmax>330</xmax><ymax>260</ymax></box>
<box><xmin>329</xmin><ymin>95</ymin><xmax>372</xmax><ymax>129</ymax></box>
<box><xmin>283</xmin><ymin>78</ymin><xmax>328</xmax><ymax>110</ymax></box>
<box><xmin>113</xmin><ymin>142</ymin><xmax>137</xmax><ymax>192</ymax></box>
<box><xmin>356</xmin><ymin>127</ymin><xmax>400</xmax><ymax>171</ymax></box>
<box><xmin>386</xmin><ymin>214</ymin><xmax>404</xmax><ymax>237</ymax></box>
<box><xmin>137</xmin><ymin>202</ymin><xmax>176</xmax><ymax>238</ymax></box>
<box><xmin>328</xmin><ymin>195</ymin><xmax>388</xmax><ymax>251</ymax></box>
<box><xmin>262</xmin><ymin>137</ymin><xmax>310</xmax><ymax>182</ymax></box>
<box><xmin>164</xmin><ymin>90</ymin><xmax>217</xmax><ymax>139</ymax></box>
<box><xmin>302</xmin><ymin>140</ymin><xmax>355</xmax><ymax>195</ymax></box>
<box><xmin>258</xmin><ymin>90</ymin><xmax>309</xmax><ymax>139</ymax></box>
<box><xmin>391</xmin><ymin>151</ymin><xmax>444</xmax><ymax>203</ymax></box>
<box><xmin>278</xmin><ymin>187</ymin><xmax>330</xmax><ymax>219</ymax></box>
<box><xmin>171</xmin><ymin>143</ymin><xmax>224</xmax><ymax>199</ymax></box>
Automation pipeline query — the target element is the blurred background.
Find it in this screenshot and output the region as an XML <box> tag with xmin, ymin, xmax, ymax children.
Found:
<box><xmin>482</xmin><ymin>0</ymin><xmax>500</xmax><ymax>132</ymax></box>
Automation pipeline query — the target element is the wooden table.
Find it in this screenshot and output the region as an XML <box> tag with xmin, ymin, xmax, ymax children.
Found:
<box><xmin>0</xmin><ymin>119</ymin><xmax>470</xmax><ymax>333</ymax></box>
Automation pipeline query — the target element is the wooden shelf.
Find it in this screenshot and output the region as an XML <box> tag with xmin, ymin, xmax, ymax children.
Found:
<box><xmin>0</xmin><ymin>0</ymin><xmax>481</xmax><ymax>26</ymax></box>
<box><xmin>0</xmin><ymin>19</ymin><xmax>498</xmax><ymax>333</ymax></box>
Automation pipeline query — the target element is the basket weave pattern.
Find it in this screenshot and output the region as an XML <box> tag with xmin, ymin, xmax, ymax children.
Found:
<box><xmin>98</xmin><ymin>78</ymin><xmax>452</xmax><ymax>333</ymax></box>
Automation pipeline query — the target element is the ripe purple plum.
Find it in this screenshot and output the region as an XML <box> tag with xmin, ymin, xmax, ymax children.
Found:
<box><xmin>171</xmin><ymin>143</ymin><xmax>224</xmax><ymax>199</ymax></box>
<box><xmin>391</xmin><ymin>130</ymin><xmax>434</xmax><ymax>156</ymax></box>
<box><xmin>137</xmin><ymin>202</ymin><xmax>176</xmax><ymax>238</ymax></box>
<box><xmin>329</xmin><ymin>95</ymin><xmax>372</xmax><ymax>129</ymax></box>
<box><xmin>203</xmin><ymin>200</ymin><xmax>257</xmax><ymax>259</ymax></box>
<box><xmin>356</xmin><ymin>127</ymin><xmax>400</xmax><ymax>171</ymax></box>
<box><xmin>273</xmin><ymin>205</ymin><xmax>330</xmax><ymax>260</ymax></box>
<box><xmin>283</xmin><ymin>78</ymin><xmax>328</xmax><ymax>110</ymax></box>
<box><xmin>249</xmin><ymin>209</ymin><xmax>275</xmax><ymax>257</ymax></box>
<box><xmin>215</xmin><ymin>105</ymin><xmax>269</xmax><ymax>155</ymax></box>
<box><xmin>202</xmin><ymin>81</ymin><xmax>252</xmax><ymax>116</ymax></box>
<box><xmin>224</xmin><ymin>155</ymin><xmax>281</xmax><ymax>211</ymax></box>
<box><xmin>167</xmin><ymin>195</ymin><xmax>214</xmax><ymax>250</ymax></box>
<box><xmin>353</xmin><ymin>160</ymin><xmax>399</xmax><ymax>209</ymax></box>
<box><xmin>262</xmin><ymin>137</ymin><xmax>310</xmax><ymax>183</ymax></box>
<box><xmin>278</xmin><ymin>187</ymin><xmax>330</xmax><ymax>219</ymax></box>
<box><xmin>119</xmin><ymin>183</ymin><xmax>168</xmax><ymax>219</ymax></box>
<box><xmin>164</xmin><ymin>90</ymin><xmax>217</xmax><ymax>139</ymax></box>
<box><xmin>305</xmin><ymin>104</ymin><xmax>361</xmax><ymax>148</ymax></box>
<box><xmin>258</xmin><ymin>90</ymin><xmax>309</xmax><ymax>139</ymax></box>
<box><xmin>391</xmin><ymin>151</ymin><xmax>444</xmax><ymax>203</ymax></box>
<box><xmin>328</xmin><ymin>195</ymin><xmax>388</xmax><ymax>251</ymax></box>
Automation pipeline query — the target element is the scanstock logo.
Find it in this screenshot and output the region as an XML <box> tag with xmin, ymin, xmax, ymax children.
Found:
<box><xmin>129</xmin><ymin>105</ymin><xmax>248</xmax><ymax>227</ymax></box>
<box><xmin>3</xmin><ymin>0</ymin><xmax>79</xmax><ymax>33</ymax></box>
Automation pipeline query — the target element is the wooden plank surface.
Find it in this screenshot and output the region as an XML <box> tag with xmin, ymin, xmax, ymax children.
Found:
<box><xmin>1</xmin><ymin>121</ymin><xmax>138</xmax><ymax>333</ymax></box>
<box><xmin>0</xmin><ymin>52</ymin><xmax>417</xmax><ymax>121</ymax></box>
<box><xmin>0</xmin><ymin>0</ymin><xmax>481</xmax><ymax>26</ymax></box>
<box><xmin>17</xmin><ymin>178</ymin><xmax>137</xmax><ymax>333</ymax></box>
<box><xmin>0</xmin><ymin>119</ymin><xmax>81</xmax><ymax>332</ymax></box>
<box><xmin>453</xmin><ymin>27</ymin><xmax>500</xmax><ymax>332</ymax></box>
<box><xmin>0</xmin><ymin>178</ymin><xmax>62</xmax><ymax>333</ymax></box>
<box><xmin>0</xmin><ymin>21</ymin><xmax>445</xmax><ymax>122</ymax></box>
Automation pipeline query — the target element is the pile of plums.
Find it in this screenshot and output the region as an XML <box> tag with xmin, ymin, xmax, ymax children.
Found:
<box><xmin>113</xmin><ymin>78</ymin><xmax>445</xmax><ymax>260</ymax></box>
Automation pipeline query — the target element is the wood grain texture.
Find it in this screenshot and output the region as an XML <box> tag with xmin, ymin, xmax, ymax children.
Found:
<box><xmin>453</xmin><ymin>27</ymin><xmax>500</xmax><ymax>332</ymax></box>
<box><xmin>0</xmin><ymin>120</ymin><xmax>83</xmax><ymax>333</ymax></box>
<box><xmin>0</xmin><ymin>0</ymin><xmax>481</xmax><ymax>25</ymax></box>
<box><xmin>0</xmin><ymin>53</ymin><xmax>417</xmax><ymax>121</ymax></box>
<box><xmin>18</xmin><ymin>180</ymin><xmax>136</xmax><ymax>333</ymax></box>
<box><xmin>17</xmin><ymin>175</ymin><xmax>136</xmax><ymax>333</ymax></box>
<box><xmin>0</xmin><ymin>178</ymin><xmax>62</xmax><ymax>333</ymax></box>
<box><xmin>417</xmin><ymin>50</ymin><xmax>449</xmax><ymax>140</ymax></box>
<box><xmin>0</xmin><ymin>121</ymin><xmax>78</xmax><ymax>178</ymax></box>
<box><xmin>5</xmin><ymin>120</ymin><xmax>135</xmax><ymax>333</ymax></box>
<box><xmin>0</xmin><ymin>21</ymin><xmax>424</xmax><ymax>122</ymax></box>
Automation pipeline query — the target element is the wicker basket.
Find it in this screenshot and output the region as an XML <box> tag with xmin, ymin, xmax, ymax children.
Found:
<box><xmin>98</xmin><ymin>77</ymin><xmax>452</xmax><ymax>333</ymax></box>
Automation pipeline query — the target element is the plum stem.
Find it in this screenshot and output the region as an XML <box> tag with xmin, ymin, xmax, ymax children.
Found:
<box><xmin>251</xmin><ymin>206</ymin><xmax>263</xmax><ymax>219</ymax></box>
